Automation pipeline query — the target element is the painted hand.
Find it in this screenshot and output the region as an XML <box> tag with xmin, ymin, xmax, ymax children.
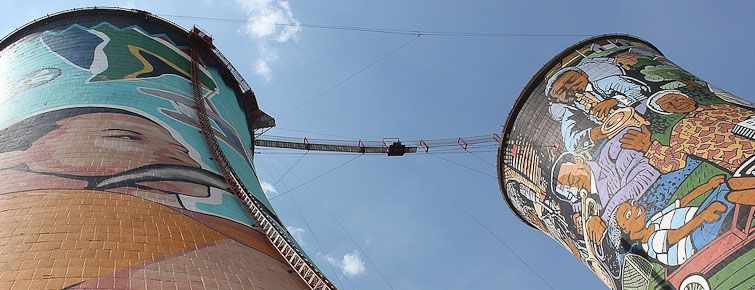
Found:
<box><xmin>586</xmin><ymin>215</ymin><xmax>606</xmax><ymax>243</ymax></box>
<box><xmin>619</xmin><ymin>125</ymin><xmax>651</xmax><ymax>152</ymax></box>
<box><xmin>701</xmin><ymin>201</ymin><xmax>727</xmax><ymax>223</ymax></box>
<box><xmin>590</xmin><ymin>98</ymin><xmax>619</xmax><ymax>120</ymax></box>
<box><xmin>706</xmin><ymin>175</ymin><xmax>726</xmax><ymax>189</ymax></box>
<box><xmin>590</xmin><ymin>126</ymin><xmax>606</xmax><ymax>141</ymax></box>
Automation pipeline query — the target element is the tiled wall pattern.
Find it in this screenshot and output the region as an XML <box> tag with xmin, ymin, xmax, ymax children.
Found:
<box><xmin>0</xmin><ymin>10</ymin><xmax>309</xmax><ymax>289</ymax></box>
<box><xmin>0</xmin><ymin>190</ymin><xmax>307</xmax><ymax>289</ymax></box>
<box><xmin>500</xmin><ymin>36</ymin><xmax>755</xmax><ymax>289</ymax></box>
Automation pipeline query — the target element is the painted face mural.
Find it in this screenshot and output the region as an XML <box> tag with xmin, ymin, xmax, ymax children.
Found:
<box><xmin>0</xmin><ymin>107</ymin><xmax>241</xmax><ymax>211</ymax></box>
<box><xmin>0</xmin><ymin>14</ymin><xmax>308</xmax><ymax>289</ymax></box>
<box><xmin>500</xmin><ymin>37</ymin><xmax>755</xmax><ymax>290</ymax></box>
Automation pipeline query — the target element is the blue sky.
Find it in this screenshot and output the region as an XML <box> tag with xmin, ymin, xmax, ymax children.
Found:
<box><xmin>2</xmin><ymin>1</ymin><xmax>754</xmax><ymax>289</ymax></box>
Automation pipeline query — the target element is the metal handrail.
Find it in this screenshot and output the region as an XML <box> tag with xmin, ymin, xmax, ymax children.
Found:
<box><xmin>189</xmin><ymin>35</ymin><xmax>336</xmax><ymax>290</ymax></box>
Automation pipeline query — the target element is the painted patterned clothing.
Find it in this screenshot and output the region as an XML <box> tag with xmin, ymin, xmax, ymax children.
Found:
<box><xmin>645</xmin><ymin>103</ymin><xmax>755</xmax><ymax>173</ymax></box>
<box><xmin>587</xmin><ymin>129</ymin><xmax>659</xmax><ymax>221</ymax></box>
<box><xmin>577</xmin><ymin>57</ymin><xmax>623</xmax><ymax>81</ymax></box>
<box><xmin>548</xmin><ymin>76</ymin><xmax>649</xmax><ymax>154</ymax></box>
<box><xmin>549</xmin><ymin>103</ymin><xmax>597</xmax><ymax>153</ymax></box>
<box><xmin>591</xmin><ymin>76</ymin><xmax>649</xmax><ymax>107</ymax></box>
<box><xmin>642</xmin><ymin>200</ymin><xmax>696</xmax><ymax>266</ymax></box>
<box><xmin>577</xmin><ymin>57</ymin><xmax>649</xmax><ymax>106</ymax></box>
<box><xmin>641</xmin><ymin>185</ymin><xmax>731</xmax><ymax>266</ymax></box>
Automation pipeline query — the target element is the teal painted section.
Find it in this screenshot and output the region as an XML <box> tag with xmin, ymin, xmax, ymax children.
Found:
<box><xmin>0</xmin><ymin>22</ymin><xmax>274</xmax><ymax>228</ymax></box>
<box><xmin>194</xmin><ymin>189</ymin><xmax>256</xmax><ymax>227</ymax></box>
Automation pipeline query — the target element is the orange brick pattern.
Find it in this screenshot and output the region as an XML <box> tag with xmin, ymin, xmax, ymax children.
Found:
<box><xmin>0</xmin><ymin>190</ymin><xmax>226</xmax><ymax>289</ymax></box>
<box><xmin>76</xmin><ymin>240</ymin><xmax>308</xmax><ymax>289</ymax></box>
<box><xmin>0</xmin><ymin>190</ymin><xmax>309</xmax><ymax>289</ymax></box>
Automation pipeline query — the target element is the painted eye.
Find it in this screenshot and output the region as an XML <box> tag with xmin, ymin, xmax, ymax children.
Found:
<box><xmin>104</xmin><ymin>135</ymin><xmax>142</xmax><ymax>141</ymax></box>
<box><xmin>625</xmin><ymin>210</ymin><xmax>632</xmax><ymax>219</ymax></box>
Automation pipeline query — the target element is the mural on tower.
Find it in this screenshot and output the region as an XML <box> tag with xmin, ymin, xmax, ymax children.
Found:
<box><xmin>500</xmin><ymin>37</ymin><xmax>754</xmax><ymax>290</ymax></box>
<box><xmin>0</xmin><ymin>17</ymin><xmax>307</xmax><ymax>289</ymax></box>
<box><xmin>0</xmin><ymin>22</ymin><xmax>265</xmax><ymax>226</ymax></box>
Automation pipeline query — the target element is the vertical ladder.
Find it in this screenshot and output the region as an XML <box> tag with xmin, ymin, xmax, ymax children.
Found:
<box><xmin>188</xmin><ymin>29</ymin><xmax>336</xmax><ymax>290</ymax></box>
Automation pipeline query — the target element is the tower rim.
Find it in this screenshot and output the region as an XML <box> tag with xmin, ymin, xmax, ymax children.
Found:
<box><xmin>0</xmin><ymin>6</ymin><xmax>274</xmax><ymax>141</ymax></box>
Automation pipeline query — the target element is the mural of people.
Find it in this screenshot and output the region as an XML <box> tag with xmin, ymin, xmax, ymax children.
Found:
<box><xmin>552</xmin><ymin>130</ymin><xmax>660</xmax><ymax>243</ymax></box>
<box><xmin>610</xmin><ymin>175</ymin><xmax>731</xmax><ymax>266</ymax></box>
<box><xmin>621</xmin><ymin>90</ymin><xmax>755</xmax><ymax>206</ymax></box>
<box><xmin>501</xmin><ymin>36</ymin><xmax>755</xmax><ymax>290</ymax></box>
<box><xmin>545</xmin><ymin>56</ymin><xmax>650</xmax><ymax>153</ymax></box>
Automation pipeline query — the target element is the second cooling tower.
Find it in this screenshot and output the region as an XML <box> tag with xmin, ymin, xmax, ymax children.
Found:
<box><xmin>498</xmin><ymin>35</ymin><xmax>754</xmax><ymax>290</ymax></box>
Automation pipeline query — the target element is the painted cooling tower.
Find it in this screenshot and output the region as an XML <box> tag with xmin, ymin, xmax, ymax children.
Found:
<box><xmin>498</xmin><ymin>35</ymin><xmax>754</xmax><ymax>290</ymax></box>
<box><xmin>0</xmin><ymin>8</ymin><xmax>333</xmax><ymax>289</ymax></box>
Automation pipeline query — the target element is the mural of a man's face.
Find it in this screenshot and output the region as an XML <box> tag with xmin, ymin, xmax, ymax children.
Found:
<box><xmin>657</xmin><ymin>92</ymin><xmax>697</xmax><ymax>114</ymax></box>
<box><xmin>22</xmin><ymin>112</ymin><xmax>199</xmax><ymax>176</ymax></box>
<box><xmin>556</xmin><ymin>158</ymin><xmax>592</xmax><ymax>191</ymax></box>
<box><xmin>615</xmin><ymin>200</ymin><xmax>646</xmax><ymax>235</ymax></box>
<box><xmin>550</xmin><ymin>70</ymin><xmax>590</xmax><ymax>103</ymax></box>
<box><xmin>0</xmin><ymin>108</ymin><xmax>214</xmax><ymax>198</ymax></box>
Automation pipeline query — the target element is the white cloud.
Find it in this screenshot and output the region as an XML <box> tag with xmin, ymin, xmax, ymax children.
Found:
<box><xmin>273</xmin><ymin>0</ymin><xmax>300</xmax><ymax>42</ymax></box>
<box><xmin>234</xmin><ymin>0</ymin><xmax>300</xmax><ymax>80</ymax></box>
<box><xmin>254</xmin><ymin>59</ymin><xmax>273</xmax><ymax>81</ymax></box>
<box><xmin>326</xmin><ymin>251</ymin><xmax>366</xmax><ymax>277</ymax></box>
<box><xmin>341</xmin><ymin>252</ymin><xmax>367</xmax><ymax>277</ymax></box>
<box><xmin>286</xmin><ymin>226</ymin><xmax>306</xmax><ymax>244</ymax></box>
<box><xmin>260</xmin><ymin>180</ymin><xmax>278</xmax><ymax>196</ymax></box>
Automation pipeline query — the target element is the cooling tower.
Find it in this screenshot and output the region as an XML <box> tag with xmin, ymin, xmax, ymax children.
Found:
<box><xmin>498</xmin><ymin>35</ymin><xmax>754</xmax><ymax>290</ymax></box>
<box><xmin>0</xmin><ymin>7</ymin><xmax>333</xmax><ymax>289</ymax></box>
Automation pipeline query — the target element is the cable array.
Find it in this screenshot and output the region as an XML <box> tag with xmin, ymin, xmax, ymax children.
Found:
<box><xmin>287</xmin><ymin>170</ymin><xmax>397</xmax><ymax>290</ymax></box>
<box><xmin>273</xmin><ymin>151</ymin><xmax>309</xmax><ymax>186</ymax></box>
<box><xmin>398</xmin><ymin>160</ymin><xmax>554</xmax><ymax>290</ymax></box>
<box><xmin>427</xmin><ymin>153</ymin><xmax>497</xmax><ymax>179</ymax></box>
<box><xmin>159</xmin><ymin>14</ymin><xmax>589</xmax><ymax>38</ymax></box>
<box><xmin>277</xmin><ymin>34</ymin><xmax>421</xmax><ymax>120</ymax></box>
<box><xmin>259</xmin><ymin>154</ymin><xmax>396</xmax><ymax>289</ymax></box>
<box><xmin>269</xmin><ymin>154</ymin><xmax>364</xmax><ymax>200</ymax></box>
<box><xmin>263</xmin><ymin>157</ymin><xmax>358</xmax><ymax>289</ymax></box>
